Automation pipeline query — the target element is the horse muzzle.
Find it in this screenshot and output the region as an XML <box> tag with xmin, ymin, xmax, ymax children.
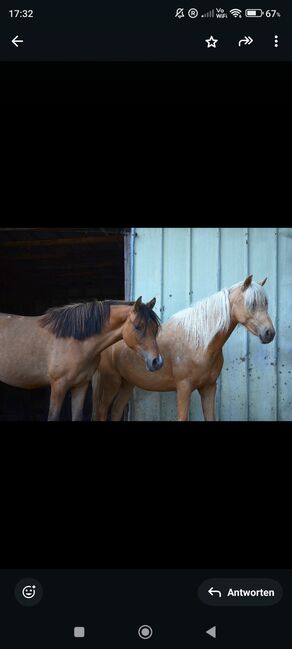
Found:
<box><xmin>146</xmin><ymin>354</ymin><xmax>164</xmax><ymax>372</ymax></box>
<box><xmin>259</xmin><ymin>328</ymin><xmax>276</xmax><ymax>344</ymax></box>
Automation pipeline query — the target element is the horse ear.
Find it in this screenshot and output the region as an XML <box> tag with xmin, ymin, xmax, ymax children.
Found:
<box><xmin>134</xmin><ymin>296</ymin><xmax>142</xmax><ymax>311</ymax></box>
<box><xmin>146</xmin><ymin>297</ymin><xmax>156</xmax><ymax>310</ymax></box>
<box><xmin>242</xmin><ymin>275</ymin><xmax>253</xmax><ymax>291</ymax></box>
<box><xmin>258</xmin><ymin>277</ymin><xmax>267</xmax><ymax>286</ymax></box>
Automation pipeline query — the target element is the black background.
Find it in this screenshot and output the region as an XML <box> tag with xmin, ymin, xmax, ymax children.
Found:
<box><xmin>1</xmin><ymin>425</ymin><xmax>290</xmax><ymax>647</ymax></box>
<box><xmin>0</xmin><ymin>60</ymin><xmax>291</xmax><ymax>103</ymax></box>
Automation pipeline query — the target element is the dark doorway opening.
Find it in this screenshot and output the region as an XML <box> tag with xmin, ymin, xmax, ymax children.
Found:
<box><xmin>0</xmin><ymin>228</ymin><xmax>127</xmax><ymax>421</ymax></box>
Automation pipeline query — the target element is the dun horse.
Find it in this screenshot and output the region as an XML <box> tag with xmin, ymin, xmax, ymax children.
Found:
<box><xmin>0</xmin><ymin>297</ymin><xmax>162</xmax><ymax>421</ymax></box>
<box><xmin>92</xmin><ymin>276</ymin><xmax>275</xmax><ymax>421</ymax></box>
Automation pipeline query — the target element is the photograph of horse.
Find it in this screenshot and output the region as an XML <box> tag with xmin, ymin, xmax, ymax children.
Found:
<box><xmin>0</xmin><ymin>296</ymin><xmax>162</xmax><ymax>421</ymax></box>
<box><xmin>92</xmin><ymin>275</ymin><xmax>276</xmax><ymax>421</ymax></box>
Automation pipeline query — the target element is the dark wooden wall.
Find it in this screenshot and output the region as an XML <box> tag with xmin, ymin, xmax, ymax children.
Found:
<box><xmin>0</xmin><ymin>228</ymin><xmax>126</xmax><ymax>421</ymax></box>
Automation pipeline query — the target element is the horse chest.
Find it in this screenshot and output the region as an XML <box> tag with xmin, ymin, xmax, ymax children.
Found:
<box><xmin>70</xmin><ymin>348</ymin><xmax>100</xmax><ymax>378</ymax></box>
<box><xmin>49</xmin><ymin>341</ymin><xmax>100</xmax><ymax>382</ymax></box>
<box><xmin>186</xmin><ymin>354</ymin><xmax>222</xmax><ymax>389</ymax></box>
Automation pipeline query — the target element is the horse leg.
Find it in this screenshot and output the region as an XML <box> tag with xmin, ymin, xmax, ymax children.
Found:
<box><xmin>199</xmin><ymin>383</ymin><xmax>217</xmax><ymax>421</ymax></box>
<box><xmin>99</xmin><ymin>381</ymin><xmax>121</xmax><ymax>421</ymax></box>
<box><xmin>71</xmin><ymin>382</ymin><xmax>89</xmax><ymax>422</ymax></box>
<box><xmin>176</xmin><ymin>380</ymin><xmax>192</xmax><ymax>421</ymax></box>
<box><xmin>48</xmin><ymin>379</ymin><xmax>68</xmax><ymax>421</ymax></box>
<box><xmin>110</xmin><ymin>381</ymin><xmax>134</xmax><ymax>421</ymax></box>
<box><xmin>92</xmin><ymin>372</ymin><xmax>122</xmax><ymax>421</ymax></box>
<box><xmin>91</xmin><ymin>370</ymin><xmax>100</xmax><ymax>421</ymax></box>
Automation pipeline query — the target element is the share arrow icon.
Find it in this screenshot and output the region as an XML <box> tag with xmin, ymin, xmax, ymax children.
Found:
<box><xmin>238</xmin><ymin>36</ymin><xmax>253</xmax><ymax>46</ymax></box>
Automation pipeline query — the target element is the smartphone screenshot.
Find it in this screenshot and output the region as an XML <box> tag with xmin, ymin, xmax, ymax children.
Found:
<box><xmin>1</xmin><ymin>226</ymin><xmax>291</xmax><ymax>646</ymax></box>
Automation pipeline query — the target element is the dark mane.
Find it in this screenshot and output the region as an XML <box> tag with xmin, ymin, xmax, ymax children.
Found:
<box><xmin>38</xmin><ymin>299</ymin><xmax>160</xmax><ymax>340</ymax></box>
<box><xmin>134</xmin><ymin>303</ymin><xmax>161</xmax><ymax>334</ymax></box>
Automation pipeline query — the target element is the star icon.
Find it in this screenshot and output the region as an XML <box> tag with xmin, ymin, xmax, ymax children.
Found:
<box><xmin>205</xmin><ymin>36</ymin><xmax>218</xmax><ymax>48</ymax></box>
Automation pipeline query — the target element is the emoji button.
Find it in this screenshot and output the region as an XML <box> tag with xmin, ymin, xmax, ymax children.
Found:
<box><xmin>22</xmin><ymin>585</ymin><xmax>36</xmax><ymax>599</ymax></box>
<box><xmin>15</xmin><ymin>578</ymin><xmax>43</xmax><ymax>606</ymax></box>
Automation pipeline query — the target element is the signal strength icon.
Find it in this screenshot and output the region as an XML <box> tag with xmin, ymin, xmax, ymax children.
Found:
<box><xmin>230</xmin><ymin>8</ymin><xmax>242</xmax><ymax>17</ymax></box>
<box><xmin>201</xmin><ymin>9</ymin><xmax>215</xmax><ymax>17</ymax></box>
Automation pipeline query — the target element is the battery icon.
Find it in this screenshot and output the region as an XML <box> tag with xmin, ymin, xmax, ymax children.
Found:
<box><xmin>245</xmin><ymin>9</ymin><xmax>264</xmax><ymax>17</ymax></box>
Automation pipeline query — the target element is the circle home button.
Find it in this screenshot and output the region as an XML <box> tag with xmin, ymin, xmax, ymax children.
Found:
<box><xmin>138</xmin><ymin>625</ymin><xmax>153</xmax><ymax>639</ymax></box>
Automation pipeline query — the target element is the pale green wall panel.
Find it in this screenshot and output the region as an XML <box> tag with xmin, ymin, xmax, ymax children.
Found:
<box><xmin>160</xmin><ymin>228</ymin><xmax>191</xmax><ymax>421</ymax></box>
<box><xmin>131</xmin><ymin>228</ymin><xmax>163</xmax><ymax>421</ymax></box>
<box><xmin>129</xmin><ymin>227</ymin><xmax>292</xmax><ymax>421</ymax></box>
<box><xmin>189</xmin><ymin>228</ymin><xmax>219</xmax><ymax>421</ymax></box>
<box><xmin>191</xmin><ymin>227</ymin><xmax>220</xmax><ymax>301</ymax></box>
<box><xmin>278</xmin><ymin>229</ymin><xmax>292</xmax><ymax>420</ymax></box>
<box><xmin>133</xmin><ymin>228</ymin><xmax>163</xmax><ymax>311</ymax></box>
<box><xmin>248</xmin><ymin>228</ymin><xmax>277</xmax><ymax>420</ymax></box>
<box><xmin>161</xmin><ymin>228</ymin><xmax>192</xmax><ymax>321</ymax></box>
<box><xmin>219</xmin><ymin>228</ymin><xmax>248</xmax><ymax>421</ymax></box>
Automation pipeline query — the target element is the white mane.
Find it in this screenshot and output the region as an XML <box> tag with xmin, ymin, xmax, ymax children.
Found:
<box><xmin>168</xmin><ymin>281</ymin><xmax>268</xmax><ymax>350</ymax></box>
<box><xmin>230</xmin><ymin>281</ymin><xmax>268</xmax><ymax>311</ymax></box>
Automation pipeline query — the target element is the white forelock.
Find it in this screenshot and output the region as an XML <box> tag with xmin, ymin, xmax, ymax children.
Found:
<box><xmin>229</xmin><ymin>281</ymin><xmax>268</xmax><ymax>311</ymax></box>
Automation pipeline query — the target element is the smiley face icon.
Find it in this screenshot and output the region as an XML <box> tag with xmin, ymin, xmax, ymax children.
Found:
<box><xmin>22</xmin><ymin>585</ymin><xmax>36</xmax><ymax>599</ymax></box>
<box><xmin>15</xmin><ymin>578</ymin><xmax>43</xmax><ymax>606</ymax></box>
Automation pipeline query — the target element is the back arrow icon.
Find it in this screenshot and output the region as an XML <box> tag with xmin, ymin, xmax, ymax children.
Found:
<box><xmin>238</xmin><ymin>36</ymin><xmax>253</xmax><ymax>47</ymax></box>
<box><xmin>12</xmin><ymin>35</ymin><xmax>24</xmax><ymax>47</ymax></box>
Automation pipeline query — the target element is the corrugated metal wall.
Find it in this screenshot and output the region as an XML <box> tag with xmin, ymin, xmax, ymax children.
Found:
<box><xmin>130</xmin><ymin>228</ymin><xmax>292</xmax><ymax>421</ymax></box>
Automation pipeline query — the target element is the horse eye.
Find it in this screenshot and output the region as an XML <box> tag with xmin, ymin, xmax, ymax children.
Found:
<box><xmin>134</xmin><ymin>324</ymin><xmax>143</xmax><ymax>331</ymax></box>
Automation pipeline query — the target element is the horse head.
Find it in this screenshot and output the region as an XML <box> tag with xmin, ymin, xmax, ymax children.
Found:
<box><xmin>122</xmin><ymin>296</ymin><xmax>164</xmax><ymax>371</ymax></box>
<box><xmin>230</xmin><ymin>275</ymin><xmax>276</xmax><ymax>343</ymax></box>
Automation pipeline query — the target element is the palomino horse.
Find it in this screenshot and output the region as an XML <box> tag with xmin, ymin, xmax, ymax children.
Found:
<box><xmin>92</xmin><ymin>276</ymin><xmax>276</xmax><ymax>421</ymax></box>
<box><xmin>0</xmin><ymin>297</ymin><xmax>163</xmax><ymax>421</ymax></box>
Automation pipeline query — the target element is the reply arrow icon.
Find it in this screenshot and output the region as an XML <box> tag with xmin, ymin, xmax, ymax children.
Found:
<box><xmin>208</xmin><ymin>587</ymin><xmax>222</xmax><ymax>597</ymax></box>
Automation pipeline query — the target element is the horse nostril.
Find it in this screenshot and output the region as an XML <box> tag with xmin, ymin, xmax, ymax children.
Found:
<box><xmin>151</xmin><ymin>356</ymin><xmax>163</xmax><ymax>371</ymax></box>
<box><xmin>264</xmin><ymin>328</ymin><xmax>275</xmax><ymax>343</ymax></box>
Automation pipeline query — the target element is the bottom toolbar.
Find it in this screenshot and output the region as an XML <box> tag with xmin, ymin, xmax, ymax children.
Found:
<box><xmin>0</xmin><ymin>570</ymin><xmax>291</xmax><ymax>647</ymax></box>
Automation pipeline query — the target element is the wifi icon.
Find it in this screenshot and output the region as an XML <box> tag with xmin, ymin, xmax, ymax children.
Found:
<box><xmin>230</xmin><ymin>8</ymin><xmax>242</xmax><ymax>17</ymax></box>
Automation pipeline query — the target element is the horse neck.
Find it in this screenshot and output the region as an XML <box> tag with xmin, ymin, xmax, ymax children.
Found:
<box><xmin>208</xmin><ymin>317</ymin><xmax>237</xmax><ymax>353</ymax></box>
<box><xmin>207</xmin><ymin>293</ymin><xmax>238</xmax><ymax>353</ymax></box>
<box><xmin>96</xmin><ymin>304</ymin><xmax>132</xmax><ymax>350</ymax></box>
<box><xmin>108</xmin><ymin>304</ymin><xmax>132</xmax><ymax>329</ymax></box>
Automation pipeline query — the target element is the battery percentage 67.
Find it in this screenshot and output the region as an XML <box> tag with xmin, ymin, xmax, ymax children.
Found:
<box><xmin>265</xmin><ymin>9</ymin><xmax>281</xmax><ymax>17</ymax></box>
<box><xmin>245</xmin><ymin>9</ymin><xmax>281</xmax><ymax>17</ymax></box>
